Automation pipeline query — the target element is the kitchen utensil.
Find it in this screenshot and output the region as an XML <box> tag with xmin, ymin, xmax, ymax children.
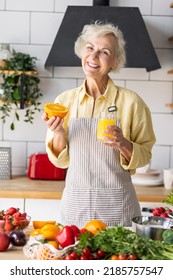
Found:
<box><xmin>131</xmin><ymin>175</ymin><xmax>163</xmax><ymax>186</ymax></box>
<box><xmin>27</xmin><ymin>153</ymin><xmax>67</xmax><ymax>180</ymax></box>
<box><xmin>132</xmin><ymin>216</ymin><xmax>173</xmax><ymax>241</ymax></box>
<box><xmin>135</xmin><ymin>169</ymin><xmax>160</xmax><ymax>178</ymax></box>
<box><xmin>0</xmin><ymin>147</ymin><xmax>11</xmax><ymax>179</ymax></box>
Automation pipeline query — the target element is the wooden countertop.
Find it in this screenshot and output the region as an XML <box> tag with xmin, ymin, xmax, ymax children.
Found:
<box><xmin>0</xmin><ymin>246</ymin><xmax>27</xmax><ymax>260</ymax></box>
<box><xmin>0</xmin><ymin>176</ymin><xmax>65</xmax><ymax>199</ymax></box>
<box><xmin>0</xmin><ymin>176</ymin><xmax>170</xmax><ymax>202</ymax></box>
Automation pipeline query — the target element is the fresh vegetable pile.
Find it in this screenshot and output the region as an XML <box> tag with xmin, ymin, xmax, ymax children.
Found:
<box><xmin>74</xmin><ymin>225</ymin><xmax>173</xmax><ymax>260</ymax></box>
<box><xmin>23</xmin><ymin>219</ymin><xmax>173</xmax><ymax>260</ymax></box>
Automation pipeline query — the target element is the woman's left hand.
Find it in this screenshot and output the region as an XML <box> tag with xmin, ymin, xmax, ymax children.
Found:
<box><xmin>103</xmin><ymin>125</ymin><xmax>133</xmax><ymax>162</ymax></box>
<box><xmin>103</xmin><ymin>125</ymin><xmax>124</xmax><ymax>148</ymax></box>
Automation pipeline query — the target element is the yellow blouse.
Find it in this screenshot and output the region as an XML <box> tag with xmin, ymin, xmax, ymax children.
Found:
<box><xmin>46</xmin><ymin>77</ymin><xmax>156</xmax><ymax>175</ymax></box>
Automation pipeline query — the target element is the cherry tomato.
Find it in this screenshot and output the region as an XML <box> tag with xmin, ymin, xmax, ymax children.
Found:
<box><xmin>80</xmin><ymin>228</ymin><xmax>88</xmax><ymax>234</ymax></box>
<box><xmin>69</xmin><ymin>251</ymin><xmax>78</xmax><ymax>260</ymax></box>
<box><xmin>96</xmin><ymin>249</ymin><xmax>105</xmax><ymax>259</ymax></box>
<box><xmin>64</xmin><ymin>255</ymin><xmax>74</xmax><ymax>260</ymax></box>
<box><xmin>118</xmin><ymin>254</ymin><xmax>128</xmax><ymax>260</ymax></box>
<box><xmin>88</xmin><ymin>254</ymin><xmax>95</xmax><ymax>260</ymax></box>
<box><xmin>82</xmin><ymin>247</ymin><xmax>91</xmax><ymax>256</ymax></box>
<box><xmin>110</xmin><ymin>255</ymin><xmax>119</xmax><ymax>260</ymax></box>
<box><xmin>129</xmin><ymin>254</ymin><xmax>138</xmax><ymax>260</ymax></box>
<box><xmin>80</xmin><ymin>254</ymin><xmax>88</xmax><ymax>260</ymax></box>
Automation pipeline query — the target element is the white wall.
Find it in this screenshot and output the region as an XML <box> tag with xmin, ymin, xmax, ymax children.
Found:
<box><xmin>0</xmin><ymin>0</ymin><xmax>173</xmax><ymax>175</ymax></box>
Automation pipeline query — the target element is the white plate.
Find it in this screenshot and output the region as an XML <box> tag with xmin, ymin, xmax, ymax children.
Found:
<box><xmin>135</xmin><ymin>169</ymin><xmax>161</xmax><ymax>178</ymax></box>
<box><xmin>131</xmin><ymin>176</ymin><xmax>163</xmax><ymax>186</ymax></box>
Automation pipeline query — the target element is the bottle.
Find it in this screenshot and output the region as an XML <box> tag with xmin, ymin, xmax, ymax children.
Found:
<box><xmin>0</xmin><ymin>44</ymin><xmax>11</xmax><ymax>69</ymax></box>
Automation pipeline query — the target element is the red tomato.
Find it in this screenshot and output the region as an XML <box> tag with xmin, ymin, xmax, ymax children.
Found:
<box><xmin>64</xmin><ymin>255</ymin><xmax>74</xmax><ymax>260</ymax></box>
<box><xmin>69</xmin><ymin>251</ymin><xmax>78</xmax><ymax>260</ymax></box>
<box><xmin>82</xmin><ymin>247</ymin><xmax>91</xmax><ymax>256</ymax></box>
<box><xmin>96</xmin><ymin>249</ymin><xmax>105</xmax><ymax>258</ymax></box>
<box><xmin>80</xmin><ymin>228</ymin><xmax>88</xmax><ymax>234</ymax></box>
<box><xmin>129</xmin><ymin>254</ymin><xmax>137</xmax><ymax>260</ymax></box>
<box><xmin>118</xmin><ymin>254</ymin><xmax>128</xmax><ymax>260</ymax></box>
<box><xmin>80</xmin><ymin>254</ymin><xmax>88</xmax><ymax>260</ymax></box>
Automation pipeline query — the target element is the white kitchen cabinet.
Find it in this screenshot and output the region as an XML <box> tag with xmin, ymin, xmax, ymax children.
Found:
<box><xmin>24</xmin><ymin>199</ymin><xmax>61</xmax><ymax>221</ymax></box>
<box><xmin>0</xmin><ymin>198</ymin><xmax>24</xmax><ymax>211</ymax></box>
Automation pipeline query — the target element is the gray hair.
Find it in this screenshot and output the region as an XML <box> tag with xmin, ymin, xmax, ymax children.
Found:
<box><xmin>74</xmin><ymin>21</ymin><xmax>126</xmax><ymax>72</ymax></box>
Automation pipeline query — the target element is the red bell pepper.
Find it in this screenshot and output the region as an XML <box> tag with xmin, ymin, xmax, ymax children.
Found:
<box><xmin>70</xmin><ymin>225</ymin><xmax>80</xmax><ymax>240</ymax></box>
<box><xmin>55</xmin><ymin>225</ymin><xmax>75</xmax><ymax>248</ymax></box>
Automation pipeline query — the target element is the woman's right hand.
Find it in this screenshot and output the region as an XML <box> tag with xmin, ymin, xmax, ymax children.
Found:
<box><xmin>42</xmin><ymin>112</ymin><xmax>65</xmax><ymax>136</ymax></box>
<box><xmin>42</xmin><ymin>112</ymin><xmax>66</xmax><ymax>156</ymax></box>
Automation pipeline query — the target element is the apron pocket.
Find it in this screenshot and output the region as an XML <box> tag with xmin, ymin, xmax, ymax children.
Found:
<box><xmin>90</xmin><ymin>188</ymin><xmax>123</xmax><ymax>225</ymax></box>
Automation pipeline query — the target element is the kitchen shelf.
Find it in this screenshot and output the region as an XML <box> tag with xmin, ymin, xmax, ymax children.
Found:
<box><xmin>0</xmin><ymin>70</ymin><xmax>37</xmax><ymax>76</ymax></box>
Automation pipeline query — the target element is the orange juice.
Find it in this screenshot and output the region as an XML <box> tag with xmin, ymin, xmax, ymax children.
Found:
<box><xmin>97</xmin><ymin>119</ymin><xmax>116</xmax><ymax>141</ymax></box>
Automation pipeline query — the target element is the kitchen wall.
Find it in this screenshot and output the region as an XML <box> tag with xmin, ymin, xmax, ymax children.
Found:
<box><xmin>0</xmin><ymin>0</ymin><xmax>173</xmax><ymax>176</ymax></box>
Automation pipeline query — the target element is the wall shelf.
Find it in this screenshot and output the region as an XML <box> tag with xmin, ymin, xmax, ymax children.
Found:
<box><xmin>0</xmin><ymin>70</ymin><xmax>37</xmax><ymax>76</ymax></box>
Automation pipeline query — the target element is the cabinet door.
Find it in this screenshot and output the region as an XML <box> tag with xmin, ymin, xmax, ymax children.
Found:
<box><xmin>25</xmin><ymin>199</ymin><xmax>61</xmax><ymax>221</ymax></box>
<box><xmin>0</xmin><ymin>198</ymin><xmax>24</xmax><ymax>211</ymax></box>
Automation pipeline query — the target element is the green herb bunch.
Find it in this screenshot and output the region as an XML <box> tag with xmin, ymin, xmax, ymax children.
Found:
<box><xmin>163</xmin><ymin>191</ymin><xmax>173</xmax><ymax>206</ymax></box>
<box><xmin>77</xmin><ymin>225</ymin><xmax>173</xmax><ymax>260</ymax></box>
<box><xmin>0</xmin><ymin>50</ymin><xmax>42</xmax><ymax>130</ymax></box>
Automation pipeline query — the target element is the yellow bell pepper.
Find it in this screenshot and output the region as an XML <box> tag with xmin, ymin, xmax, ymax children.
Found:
<box><xmin>40</xmin><ymin>224</ymin><xmax>60</xmax><ymax>240</ymax></box>
<box><xmin>30</xmin><ymin>228</ymin><xmax>42</xmax><ymax>236</ymax></box>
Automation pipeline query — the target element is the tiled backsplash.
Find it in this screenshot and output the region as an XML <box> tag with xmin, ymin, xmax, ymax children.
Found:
<box><xmin>0</xmin><ymin>0</ymin><xmax>173</xmax><ymax>175</ymax></box>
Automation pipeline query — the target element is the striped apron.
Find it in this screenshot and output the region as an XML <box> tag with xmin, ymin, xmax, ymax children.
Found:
<box><xmin>57</xmin><ymin>96</ymin><xmax>141</xmax><ymax>228</ymax></box>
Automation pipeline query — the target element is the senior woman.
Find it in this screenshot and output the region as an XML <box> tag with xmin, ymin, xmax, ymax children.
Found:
<box><xmin>43</xmin><ymin>21</ymin><xmax>156</xmax><ymax>228</ymax></box>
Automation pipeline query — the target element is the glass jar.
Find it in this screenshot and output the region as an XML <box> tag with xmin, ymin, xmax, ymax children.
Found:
<box><xmin>0</xmin><ymin>44</ymin><xmax>11</xmax><ymax>69</ymax></box>
<box><xmin>0</xmin><ymin>44</ymin><xmax>11</xmax><ymax>60</ymax></box>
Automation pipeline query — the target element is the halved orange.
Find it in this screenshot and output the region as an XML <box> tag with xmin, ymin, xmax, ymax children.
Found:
<box><xmin>44</xmin><ymin>103</ymin><xmax>68</xmax><ymax>119</ymax></box>
<box><xmin>84</xmin><ymin>220</ymin><xmax>107</xmax><ymax>235</ymax></box>
<box><xmin>32</xmin><ymin>220</ymin><xmax>56</xmax><ymax>229</ymax></box>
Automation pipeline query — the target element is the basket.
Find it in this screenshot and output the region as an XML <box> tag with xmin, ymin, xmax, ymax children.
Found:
<box><xmin>23</xmin><ymin>236</ymin><xmax>78</xmax><ymax>260</ymax></box>
<box><xmin>0</xmin><ymin>147</ymin><xmax>11</xmax><ymax>179</ymax></box>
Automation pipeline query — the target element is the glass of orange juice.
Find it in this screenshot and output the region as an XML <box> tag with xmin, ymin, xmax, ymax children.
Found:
<box><xmin>96</xmin><ymin>106</ymin><xmax>118</xmax><ymax>142</ymax></box>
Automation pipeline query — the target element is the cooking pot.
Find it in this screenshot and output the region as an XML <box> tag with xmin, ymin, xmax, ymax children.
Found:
<box><xmin>132</xmin><ymin>216</ymin><xmax>173</xmax><ymax>241</ymax></box>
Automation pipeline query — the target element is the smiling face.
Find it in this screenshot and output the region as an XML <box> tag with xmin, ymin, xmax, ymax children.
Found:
<box><xmin>81</xmin><ymin>34</ymin><xmax>117</xmax><ymax>80</ymax></box>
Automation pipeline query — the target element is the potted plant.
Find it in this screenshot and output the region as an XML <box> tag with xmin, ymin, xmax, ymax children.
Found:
<box><xmin>0</xmin><ymin>50</ymin><xmax>42</xmax><ymax>130</ymax></box>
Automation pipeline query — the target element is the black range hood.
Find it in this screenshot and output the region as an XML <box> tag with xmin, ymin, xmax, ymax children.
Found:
<box><xmin>45</xmin><ymin>1</ymin><xmax>161</xmax><ymax>72</ymax></box>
